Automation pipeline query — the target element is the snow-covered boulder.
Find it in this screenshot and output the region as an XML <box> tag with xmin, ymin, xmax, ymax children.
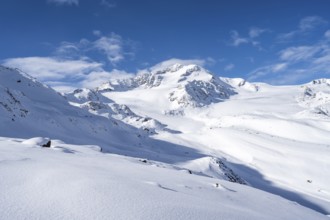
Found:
<box><xmin>22</xmin><ymin>137</ymin><xmax>51</xmax><ymax>147</ymax></box>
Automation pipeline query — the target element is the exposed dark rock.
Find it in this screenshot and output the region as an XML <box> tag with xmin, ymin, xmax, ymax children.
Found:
<box><xmin>215</xmin><ymin>159</ymin><xmax>247</xmax><ymax>185</ymax></box>
<box><xmin>42</xmin><ymin>140</ymin><xmax>51</xmax><ymax>148</ymax></box>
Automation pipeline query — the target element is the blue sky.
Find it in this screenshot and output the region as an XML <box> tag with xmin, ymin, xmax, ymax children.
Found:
<box><xmin>1</xmin><ymin>0</ymin><xmax>330</xmax><ymax>91</ymax></box>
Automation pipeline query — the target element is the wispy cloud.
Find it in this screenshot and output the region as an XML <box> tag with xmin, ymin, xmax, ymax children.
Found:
<box><xmin>47</xmin><ymin>0</ymin><xmax>79</xmax><ymax>6</ymax></box>
<box><xmin>299</xmin><ymin>16</ymin><xmax>327</xmax><ymax>31</ymax></box>
<box><xmin>278</xmin><ymin>16</ymin><xmax>327</xmax><ymax>41</ymax></box>
<box><xmin>224</xmin><ymin>63</ymin><xmax>235</xmax><ymax>71</ymax></box>
<box><xmin>81</xmin><ymin>69</ymin><xmax>133</xmax><ymax>88</ymax></box>
<box><xmin>3</xmin><ymin>57</ymin><xmax>101</xmax><ymax>81</ymax></box>
<box><xmin>325</xmin><ymin>30</ymin><xmax>330</xmax><ymax>39</ymax></box>
<box><xmin>100</xmin><ymin>0</ymin><xmax>116</xmax><ymax>8</ymax></box>
<box><xmin>249</xmin><ymin>30</ymin><xmax>330</xmax><ymax>84</ymax></box>
<box><xmin>249</xmin><ymin>27</ymin><xmax>269</xmax><ymax>38</ymax></box>
<box><xmin>1</xmin><ymin>31</ymin><xmax>139</xmax><ymax>92</ymax></box>
<box><xmin>279</xmin><ymin>46</ymin><xmax>322</xmax><ymax>62</ymax></box>
<box><xmin>54</xmin><ymin>41</ymin><xmax>82</xmax><ymax>59</ymax></box>
<box><xmin>93</xmin><ymin>33</ymin><xmax>124</xmax><ymax>65</ymax></box>
<box><xmin>230</xmin><ymin>31</ymin><xmax>249</xmax><ymax>46</ymax></box>
<box><xmin>93</xmin><ymin>30</ymin><xmax>102</xmax><ymax>37</ymax></box>
<box><xmin>55</xmin><ymin>32</ymin><xmax>135</xmax><ymax>66</ymax></box>
<box><xmin>229</xmin><ymin>27</ymin><xmax>268</xmax><ymax>49</ymax></box>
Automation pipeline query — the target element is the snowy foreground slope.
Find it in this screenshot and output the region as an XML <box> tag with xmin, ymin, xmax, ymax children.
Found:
<box><xmin>1</xmin><ymin>64</ymin><xmax>330</xmax><ymax>219</ymax></box>
<box><xmin>95</xmin><ymin>64</ymin><xmax>330</xmax><ymax>215</ymax></box>
<box><xmin>0</xmin><ymin>138</ymin><xmax>328</xmax><ymax>220</ymax></box>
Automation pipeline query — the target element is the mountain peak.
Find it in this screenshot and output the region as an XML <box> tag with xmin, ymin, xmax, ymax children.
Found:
<box><xmin>97</xmin><ymin>63</ymin><xmax>212</xmax><ymax>92</ymax></box>
<box><xmin>152</xmin><ymin>63</ymin><xmax>202</xmax><ymax>75</ymax></box>
<box><xmin>97</xmin><ymin>64</ymin><xmax>236</xmax><ymax>110</ymax></box>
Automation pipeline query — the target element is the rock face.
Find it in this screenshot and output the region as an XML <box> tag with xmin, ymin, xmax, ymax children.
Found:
<box><xmin>42</xmin><ymin>140</ymin><xmax>51</xmax><ymax>148</ymax></box>
<box><xmin>297</xmin><ymin>79</ymin><xmax>330</xmax><ymax>117</ymax></box>
<box><xmin>168</xmin><ymin>77</ymin><xmax>233</xmax><ymax>108</ymax></box>
<box><xmin>215</xmin><ymin>158</ymin><xmax>246</xmax><ymax>184</ymax></box>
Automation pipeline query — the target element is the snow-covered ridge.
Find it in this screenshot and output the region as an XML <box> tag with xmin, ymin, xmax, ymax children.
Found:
<box><xmin>0</xmin><ymin>66</ymin><xmax>64</xmax><ymax>121</ymax></box>
<box><xmin>297</xmin><ymin>79</ymin><xmax>330</xmax><ymax>117</ymax></box>
<box><xmin>221</xmin><ymin>77</ymin><xmax>259</xmax><ymax>92</ymax></box>
<box><xmin>65</xmin><ymin>88</ymin><xmax>171</xmax><ymax>134</ymax></box>
<box><xmin>0</xmin><ymin>66</ymin><xmax>144</xmax><ymax>151</ymax></box>
<box><xmin>310</xmin><ymin>78</ymin><xmax>330</xmax><ymax>85</ymax></box>
<box><xmin>98</xmin><ymin>64</ymin><xmax>236</xmax><ymax>109</ymax></box>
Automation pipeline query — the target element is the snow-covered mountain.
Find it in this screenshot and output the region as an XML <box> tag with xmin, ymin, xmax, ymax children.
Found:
<box><xmin>0</xmin><ymin>66</ymin><xmax>141</xmax><ymax>152</ymax></box>
<box><xmin>98</xmin><ymin>64</ymin><xmax>236</xmax><ymax>111</ymax></box>
<box><xmin>1</xmin><ymin>64</ymin><xmax>330</xmax><ymax>219</ymax></box>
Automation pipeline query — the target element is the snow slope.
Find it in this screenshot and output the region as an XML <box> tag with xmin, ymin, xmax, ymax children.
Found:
<box><xmin>1</xmin><ymin>137</ymin><xmax>328</xmax><ymax>220</ymax></box>
<box><xmin>1</xmin><ymin>64</ymin><xmax>330</xmax><ymax>218</ymax></box>
<box><xmin>99</xmin><ymin>63</ymin><xmax>330</xmax><ymax>215</ymax></box>
<box><xmin>0</xmin><ymin>66</ymin><xmax>181</xmax><ymax>160</ymax></box>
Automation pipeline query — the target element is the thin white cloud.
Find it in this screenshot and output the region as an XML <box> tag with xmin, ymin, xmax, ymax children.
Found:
<box><xmin>205</xmin><ymin>57</ymin><xmax>216</xmax><ymax>66</ymax></box>
<box><xmin>249</xmin><ymin>27</ymin><xmax>268</xmax><ymax>38</ymax></box>
<box><xmin>100</xmin><ymin>0</ymin><xmax>116</xmax><ymax>8</ymax></box>
<box><xmin>325</xmin><ymin>30</ymin><xmax>330</xmax><ymax>39</ymax></box>
<box><xmin>54</xmin><ymin>41</ymin><xmax>81</xmax><ymax>59</ymax></box>
<box><xmin>48</xmin><ymin>0</ymin><xmax>79</xmax><ymax>6</ymax></box>
<box><xmin>272</xmin><ymin>63</ymin><xmax>288</xmax><ymax>72</ymax></box>
<box><xmin>279</xmin><ymin>46</ymin><xmax>321</xmax><ymax>62</ymax></box>
<box><xmin>55</xmin><ymin>39</ymin><xmax>90</xmax><ymax>59</ymax></box>
<box><xmin>230</xmin><ymin>27</ymin><xmax>268</xmax><ymax>49</ymax></box>
<box><xmin>248</xmin><ymin>38</ymin><xmax>330</xmax><ymax>84</ymax></box>
<box><xmin>55</xmin><ymin>32</ymin><xmax>133</xmax><ymax>66</ymax></box>
<box><xmin>278</xmin><ymin>32</ymin><xmax>296</xmax><ymax>41</ymax></box>
<box><xmin>46</xmin><ymin>82</ymin><xmax>78</xmax><ymax>93</ymax></box>
<box><xmin>3</xmin><ymin>57</ymin><xmax>102</xmax><ymax>81</ymax></box>
<box><xmin>81</xmin><ymin>69</ymin><xmax>133</xmax><ymax>88</ymax></box>
<box><xmin>248</xmin><ymin>17</ymin><xmax>330</xmax><ymax>84</ymax></box>
<box><xmin>1</xmin><ymin>32</ymin><xmax>139</xmax><ymax>92</ymax></box>
<box><xmin>224</xmin><ymin>63</ymin><xmax>235</xmax><ymax>71</ymax></box>
<box><xmin>94</xmin><ymin>34</ymin><xmax>124</xmax><ymax>65</ymax></box>
<box><xmin>93</xmin><ymin>30</ymin><xmax>102</xmax><ymax>37</ymax></box>
<box><xmin>248</xmin><ymin>62</ymin><xmax>288</xmax><ymax>81</ymax></box>
<box><xmin>299</xmin><ymin>16</ymin><xmax>327</xmax><ymax>31</ymax></box>
<box><xmin>278</xmin><ymin>16</ymin><xmax>327</xmax><ymax>41</ymax></box>
<box><xmin>248</xmin><ymin>57</ymin><xmax>255</xmax><ymax>63</ymax></box>
<box><xmin>230</xmin><ymin>31</ymin><xmax>249</xmax><ymax>46</ymax></box>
